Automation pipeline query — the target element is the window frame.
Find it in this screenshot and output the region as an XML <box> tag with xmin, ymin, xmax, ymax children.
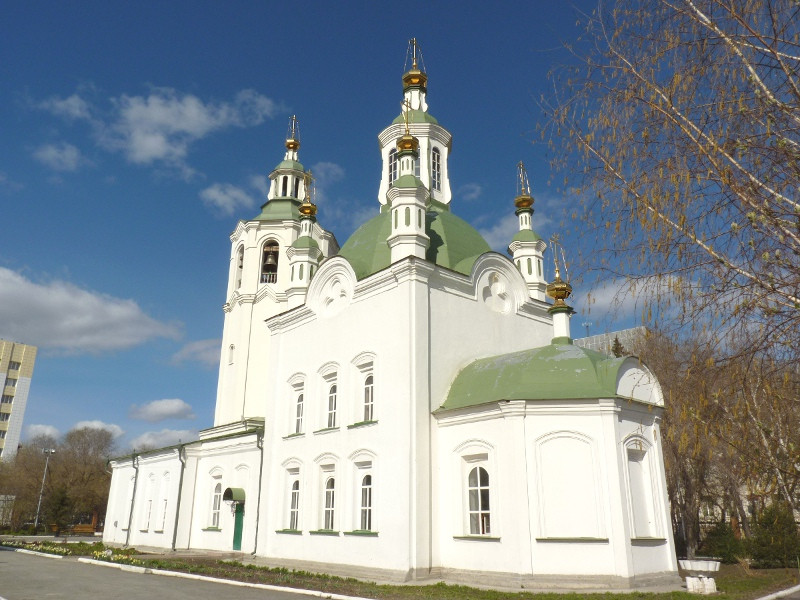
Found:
<box><xmin>431</xmin><ymin>147</ymin><xmax>441</xmax><ymax>191</ymax></box>
<box><xmin>211</xmin><ymin>481</ymin><xmax>222</xmax><ymax>529</ymax></box>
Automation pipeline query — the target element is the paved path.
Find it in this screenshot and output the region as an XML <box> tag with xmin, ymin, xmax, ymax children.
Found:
<box><xmin>0</xmin><ymin>549</ymin><xmax>332</xmax><ymax>600</ymax></box>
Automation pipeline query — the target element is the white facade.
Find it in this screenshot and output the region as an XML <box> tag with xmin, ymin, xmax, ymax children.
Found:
<box><xmin>105</xmin><ymin>47</ymin><xmax>679</xmax><ymax>590</ymax></box>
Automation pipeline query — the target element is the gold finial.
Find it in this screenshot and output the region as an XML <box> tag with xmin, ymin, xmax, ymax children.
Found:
<box><xmin>285</xmin><ymin>115</ymin><xmax>300</xmax><ymax>151</ymax></box>
<box><xmin>299</xmin><ymin>170</ymin><xmax>317</xmax><ymax>218</ymax></box>
<box><xmin>514</xmin><ymin>161</ymin><xmax>534</xmax><ymax>211</ymax></box>
<box><xmin>396</xmin><ymin>99</ymin><xmax>419</xmax><ymax>153</ymax></box>
<box><xmin>402</xmin><ymin>99</ymin><xmax>411</xmax><ymax>136</ymax></box>
<box><xmin>403</xmin><ymin>38</ymin><xmax>428</xmax><ymax>92</ymax></box>
<box><xmin>546</xmin><ymin>238</ymin><xmax>573</xmax><ymax>307</ymax></box>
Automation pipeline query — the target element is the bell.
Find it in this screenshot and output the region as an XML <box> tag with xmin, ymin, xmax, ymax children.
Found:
<box><xmin>263</xmin><ymin>253</ymin><xmax>277</xmax><ymax>267</ymax></box>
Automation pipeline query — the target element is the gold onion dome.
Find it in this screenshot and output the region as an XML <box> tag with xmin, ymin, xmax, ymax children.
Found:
<box><xmin>514</xmin><ymin>161</ymin><xmax>534</xmax><ymax>211</ymax></box>
<box><xmin>299</xmin><ymin>197</ymin><xmax>317</xmax><ymax>218</ymax></box>
<box><xmin>403</xmin><ymin>38</ymin><xmax>428</xmax><ymax>92</ymax></box>
<box><xmin>285</xmin><ymin>114</ymin><xmax>300</xmax><ymax>151</ymax></box>
<box><xmin>546</xmin><ymin>271</ymin><xmax>572</xmax><ymax>308</ymax></box>
<box><xmin>396</xmin><ymin>133</ymin><xmax>419</xmax><ymax>153</ymax></box>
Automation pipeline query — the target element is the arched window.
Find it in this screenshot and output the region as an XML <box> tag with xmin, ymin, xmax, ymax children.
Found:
<box><xmin>289</xmin><ymin>480</ymin><xmax>300</xmax><ymax>530</ymax></box>
<box><xmin>324</xmin><ymin>477</ymin><xmax>335</xmax><ymax>530</ymax></box>
<box><xmin>293</xmin><ymin>177</ymin><xmax>300</xmax><ymax>198</ymax></box>
<box><xmin>327</xmin><ymin>384</ymin><xmax>337</xmax><ymax>428</ymax></box>
<box><xmin>211</xmin><ymin>482</ymin><xmax>222</xmax><ymax>528</ymax></box>
<box><xmin>295</xmin><ymin>392</ymin><xmax>304</xmax><ymax>434</ymax></box>
<box><xmin>360</xmin><ymin>474</ymin><xmax>373</xmax><ymax>531</ymax></box>
<box><xmin>431</xmin><ymin>147</ymin><xmax>441</xmax><ymax>191</ymax></box>
<box><xmin>261</xmin><ymin>242</ymin><xmax>279</xmax><ymax>283</ymax></box>
<box><xmin>388</xmin><ymin>149</ymin><xmax>398</xmax><ymax>184</ymax></box>
<box><xmin>467</xmin><ymin>466</ymin><xmax>490</xmax><ymax>535</ymax></box>
<box><xmin>228</xmin><ymin>344</ymin><xmax>235</xmax><ymax>365</ymax></box>
<box><xmin>363</xmin><ymin>375</ymin><xmax>374</xmax><ymax>422</ymax></box>
<box><xmin>235</xmin><ymin>246</ymin><xmax>244</xmax><ymax>290</ymax></box>
<box><xmin>281</xmin><ymin>176</ymin><xmax>288</xmax><ymax>197</ymax></box>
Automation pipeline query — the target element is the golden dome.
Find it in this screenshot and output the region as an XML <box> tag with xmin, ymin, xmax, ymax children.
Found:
<box><xmin>299</xmin><ymin>197</ymin><xmax>317</xmax><ymax>218</ymax></box>
<box><xmin>402</xmin><ymin>68</ymin><xmax>428</xmax><ymax>93</ymax></box>
<box><xmin>546</xmin><ymin>273</ymin><xmax>573</xmax><ymax>308</ymax></box>
<box><xmin>285</xmin><ymin>138</ymin><xmax>300</xmax><ymax>152</ymax></box>
<box><xmin>514</xmin><ymin>194</ymin><xmax>534</xmax><ymax>211</ymax></box>
<box><xmin>396</xmin><ymin>133</ymin><xmax>419</xmax><ymax>153</ymax></box>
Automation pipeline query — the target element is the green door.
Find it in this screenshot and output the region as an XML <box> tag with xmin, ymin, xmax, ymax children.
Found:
<box><xmin>232</xmin><ymin>503</ymin><xmax>244</xmax><ymax>551</ymax></box>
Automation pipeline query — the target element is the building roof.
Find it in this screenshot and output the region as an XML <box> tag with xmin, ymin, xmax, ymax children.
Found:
<box><xmin>440</xmin><ymin>341</ymin><xmax>632</xmax><ymax>411</ymax></box>
<box><xmin>391</xmin><ymin>109</ymin><xmax>439</xmax><ymax>125</ymax></box>
<box><xmin>338</xmin><ymin>202</ymin><xmax>491</xmax><ymax>280</ymax></box>
<box><xmin>252</xmin><ymin>199</ymin><xmax>302</xmax><ymax>221</ymax></box>
<box><xmin>511</xmin><ymin>228</ymin><xmax>543</xmax><ymax>243</ymax></box>
<box><xmin>291</xmin><ymin>235</ymin><xmax>319</xmax><ymax>250</ymax></box>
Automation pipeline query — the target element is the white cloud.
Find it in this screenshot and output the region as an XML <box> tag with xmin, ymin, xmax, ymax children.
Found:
<box><xmin>574</xmin><ymin>274</ymin><xmax>682</xmax><ymax>326</ymax></box>
<box><xmin>456</xmin><ymin>183</ymin><xmax>482</xmax><ymax>202</ymax></box>
<box><xmin>25</xmin><ymin>424</ymin><xmax>60</xmax><ymax>440</ymax></box>
<box><xmin>101</xmin><ymin>88</ymin><xmax>277</xmax><ymax>174</ymax></box>
<box><xmin>38</xmin><ymin>93</ymin><xmax>92</xmax><ymax>121</ymax></box>
<box><xmin>129</xmin><ymin>398</ymin><xmax>195</xmax><ymax>422</ymax></box>
<box><xmin>479</xmin><ymin>214</ymin><xmax>519</xmax><ymax>252</ymax></box>
<box><xmin>171</xmin><ymin>339</ymin><xmax>220</xmax><ymax>368</ymax></box>
<box><xmin>249</xmin><ymin>174</ymin><xmax>268</xmax><ymax>197</ymax></box>
<box><xmin>130</xmin><ymin>428</ymin><xmax>196</xmax><ymax>450</ymax></box>
<box><xmin>200</xmin><ymin>183</ymin><xmax>257</xmax><ymax>216</ymax></box>
<box><xmin>33</xmin><ymin>142</ymin><xmax>87</xmax><ymax>172</ymax></box>
<box><xmin>310</xmin><ymin>161</ymin><xmax>345</xmax><ymax>203</ymax></box>
<box><xmin>0</xmin><ymin>172</ymin><xmax>23</xmax><ymax>191</ymax></box>
<box><xmin>0</xmin><ymin>267</ymin><xmax>180</xmax><ymax>354</ymax></box>
<box><xmin>73</xmin><ymin>420</ymin><xmax>124</xmax><ymax>439</ymax></box>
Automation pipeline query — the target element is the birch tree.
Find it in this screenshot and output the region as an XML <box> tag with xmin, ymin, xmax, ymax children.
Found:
<box><xmin>545</xmin><ymin>0</ymin><xmax>800</xmax><ymax>354</ymax></box>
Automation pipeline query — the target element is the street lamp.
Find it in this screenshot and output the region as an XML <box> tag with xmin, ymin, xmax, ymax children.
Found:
<box><xmin>34</xmin><ymin>449</ymin><xmax>55</xmax><ymax>534</ymax></box>
<box><xmin>582</xmin><ymin>321</ymin><xmax>592</xmax><ymax>337</ymax></box>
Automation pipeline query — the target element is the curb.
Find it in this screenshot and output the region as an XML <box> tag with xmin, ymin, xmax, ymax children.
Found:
<box><xmin>756</xmin><ymin>583</ymin><xmax>800</xmax><ymax>600</ymax></box>
<box><xmin>77</xmin><ymin>558</ymin><xmax>375</xmax><ymax>600</ymax></box>
<box><xmin>14</xmin><ymin>548</ymin><xmax>65</xmax><ymax>559</ymax></box>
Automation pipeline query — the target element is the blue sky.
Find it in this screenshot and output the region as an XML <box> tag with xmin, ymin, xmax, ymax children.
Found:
<box><xmin>1</xmin><ymin>1</ymin><xmax>633</xmax><ymax>452</ymax></box>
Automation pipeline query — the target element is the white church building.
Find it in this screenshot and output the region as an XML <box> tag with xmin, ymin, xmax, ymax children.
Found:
<box><xmin>104</xmin><ymin>43</ymin><xmax>679</xmax><ymax>589</ymax></box>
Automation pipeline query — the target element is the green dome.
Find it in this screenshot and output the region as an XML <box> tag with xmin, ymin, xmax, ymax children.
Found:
<box><xmin>440</xmin><ymin>342</ymin><xmax>628</xmax><ymax>411</ymax></box>
<box><xmin>338</xmin><ymin>204</ymin><xmax>491</xmax><ymax>280</ymax></box>
<box><xmin>391</xmin><ymin>110</ymin><xmax>439</xmax><ymax>125</ymax></box>
<box><xmin>511</xmin><ymin>229</ymin><xmax>543</xmax><ymax>243</ymax></box>
<box><xmin>272</xmin><ymin>159</ymin><xmax>304</xmax><ymax>172</ymax></box>
<box><xmin>253</xmin><ymin>199</ymin><xmax>301</xmax><ymax>221</ymax></box>
<box><xmin>291</xmin><ymin>235</ymin><xmax>319</xmax><ymax>250</ymax></box>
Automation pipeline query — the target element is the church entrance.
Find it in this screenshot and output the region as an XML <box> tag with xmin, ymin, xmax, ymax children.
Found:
<box><xmin>223</xmin><ymin>487</ymin><xmax>246</xmax><ymax>551</ymax></box>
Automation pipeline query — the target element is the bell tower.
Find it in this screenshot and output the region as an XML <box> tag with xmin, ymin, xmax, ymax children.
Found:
<box><xmin>213</xmin><ymin>117</ymin><xmax>338</xmax><ymax>428</ymax></box>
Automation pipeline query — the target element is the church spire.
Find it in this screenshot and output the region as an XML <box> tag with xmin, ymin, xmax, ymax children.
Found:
<box><xmin>285</xmin><ymin>114</ymin><xmax>300</xmax><ymax>161</ymax></box>
<box><xmin>514</xmin><ymin>162</ymin><xmax>534</xmax><ymax>231</ymax></box>
<box><xmin>402</xmin><ymin>38</ymin><xmax>428</xmax><ymax>112</ymax></box>
<box><xmin>508</xmin><ymin>162</ymin><xmax>547</xmax><ymax>301</ymax></box>
<box><xmin>546</xmin><ymin>241</ymin><xmax>574</xmax><ymax>341</ymax></box>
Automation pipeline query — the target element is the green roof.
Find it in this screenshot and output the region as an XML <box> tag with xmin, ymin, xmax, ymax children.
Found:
<box><xmin>272</xmin><ymin>159</ymin><xmax>304</xmax><ymax>172</ymax></box>
<box><xmin>440</xmin><ymin>342</ymin><xmax>628</xmax><ymax>411</ymax></box>
<box><xmin>511</xmin><ymin>229</ymin><xmax>543</xmax><ymax>243</ymax></box>
<box><xmin>338</xmin><ymin>203</ymin><xmax>491</xmax><ymax>280</ymax></box>
<box><xmin>291</xmin><ymin>235</ymin><xmax>319</xmax><ymax>250</ymax></box>
<box><xmin>253</xmin><ymin>199</ymin><xmax>301</xmax><ymax>221</ymax></box>
<box><xmin>393</xmin><ymin>174</ymin><xmax>424</xmax><ymax>188</ymax></box>
<box><xmin>392</xmin><ymin>109</ymin><xmax>439</xmax><ymax>125</ymax></box>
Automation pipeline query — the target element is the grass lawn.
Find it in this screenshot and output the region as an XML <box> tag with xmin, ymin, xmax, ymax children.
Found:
<box><xmin>2</xmin><ymin>539</ymin><xmax>797</xmax><ymax>600</ymax></box>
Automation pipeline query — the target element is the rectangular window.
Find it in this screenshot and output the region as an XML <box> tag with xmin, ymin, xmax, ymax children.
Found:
<box><xmin>295</xmin><ymin>392</ymin><xmax>304</xmax><ymax>434</ymax></box>
<box><xmin>143</xmin><ymin>499</ymin><xmax>152</xmax><ymax>531</ymax></box>
<box><xmin>363</xmin><ymin>375</ymin><xmax>374</xmax><ymax>422</ymax></box>
<box><xmin>8</xmin><ymin>361</ymin><xmax>21</xmax><ymax>371</ymax></box>
<box><xmin>160</xmin><ymin>499</ymin><xmax>168</xmax><ymax>531</ymax></box>
<box><xmin>360</xmin><ymin>474</ymin><xmax>373</xmax><ymax>531</ymax></box>
<box><xmin>324</xmin><ymin>477</ymin><xmax>335</xmax><ymax>530</ymax></box>
<box><xmin>289</xmin><ymin>480</ymin><xmax>300</xmax><ymax>530</ymax></box>
<box><xmin>1</xmin><ymin>395</ymin><xmax>14</xmax><ymax>404</ymax></box>
<box><xmin>0</xmin><ymin>413</ymin><xmax>9</xmax><ymax>422</ymax></box>
<box><xmin>5</xmin><ymin>378</ymin><xmax>16</xmax><ymax>388</ymax></box>
<box><xmin>327</xmin><ymin>384</ymin><xmax>337</xmax><ymax>428</ymax></box>
<box><xmin>0</xmin><ymin>431</ymin><xmax>5</xmax><ymax>439</ymax></box>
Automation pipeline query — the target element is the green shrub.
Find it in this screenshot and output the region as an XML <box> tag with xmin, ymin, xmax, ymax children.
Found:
<box><xmin>700</xmin><ymin>521</ymin><xmax>745</xmax><ymax>563</ymax></box>
<box><xmin>748</xmin><ymin>502</ymin><xmax>800</xmax><ymax>568</ymax></box>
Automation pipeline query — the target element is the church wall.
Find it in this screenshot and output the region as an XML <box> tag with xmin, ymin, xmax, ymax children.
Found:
<box><xmin>257</xmin><ymin>276</ymin><xmax>429</xmax><ymax>575</ymax></box>
<box><xmin>186</xmin><ymin>435</ymin><xmax>261</xmax><ymax>553</ymax></box>
<box><xmin>426</xmin><ymin>273</ymin><xmax>551</xmax><ymax>413</ymax></box>
<box><xmin>434</xmin><ymin>399</ymin><xmax>678</xmax><ymax>582</ymax></box>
